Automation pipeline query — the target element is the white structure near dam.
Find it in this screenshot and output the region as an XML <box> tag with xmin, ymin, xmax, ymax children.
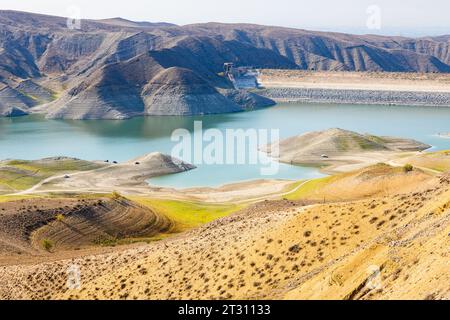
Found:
<box><xmin>224</xmin><ymin>63</ymin><xmax>260</xmax><ymax>89</ymax></box>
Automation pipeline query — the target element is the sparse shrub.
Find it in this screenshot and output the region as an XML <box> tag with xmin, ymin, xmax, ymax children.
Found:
<box><xmin>369</xmin><ymin>217</ymin><xmax>378</xmax><ymax>224</ymax></box>
<box><xmin>111</xmin><ymin>191</ymin><xmax>122</xmax><ymax>200</ymax></box>
<box><xmin>41</xmin><ymin>239</ymin><xmax>54</xmax><ymax>252</ymax></box>
<box><xmin>288</xmin><ymin>244</ymin><xmax>301</xmax><ymax>253</ymax></box>
<box><xmin>403</xmin><ymin>164</ymin><xmax>414</xmax><ymax>173</ymax></box>
<box><xmin>55</xmin><ymin>214</ymin><xmax>65</xmax><ymax>222</ymax></box>
<box><xmin>377</xmin><ymin>220</ymin><xmax>386</xmax><ymax>228</ymax></box>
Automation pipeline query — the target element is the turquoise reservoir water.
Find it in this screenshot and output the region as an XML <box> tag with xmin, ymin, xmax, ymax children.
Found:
<box><xmin>0</xmin><ymin>103</ymin><xmax>449</xmax><ymax>188</ymax></box>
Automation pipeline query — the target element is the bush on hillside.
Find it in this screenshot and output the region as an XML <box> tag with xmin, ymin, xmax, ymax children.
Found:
<box><xmin>41</xmin><ymin>239</ymin><xmax>54</xmax><ymax>252</ymax></box>
<box><xmin>403</xmin><ymin>164</ymin><xmax>414</xmax><ymax>173</ymax></box>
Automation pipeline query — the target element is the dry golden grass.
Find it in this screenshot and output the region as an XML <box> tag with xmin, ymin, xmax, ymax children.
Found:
<box><xmin>396</xmin><ymin>150</ymin><xmax>450</xmax><ymax>173</ymax></box>
<box><xmin>286</xmin><ymin>163</ymin><xmax>433</xmax><ymax>202</ymax></box>
<box><xmin>0</xmin><ymin>170</ymin><xmax>448</xmax><ymax>300</ymax></box>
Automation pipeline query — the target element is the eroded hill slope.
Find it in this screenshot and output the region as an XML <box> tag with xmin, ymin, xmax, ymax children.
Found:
<box><xmin>0</xmin><ymin>196</ymin><xmax>172</xmax><ymax>264</ymax></box>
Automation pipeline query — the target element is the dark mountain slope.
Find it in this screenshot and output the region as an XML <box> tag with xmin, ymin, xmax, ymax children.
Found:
<box><xmin>0</xmin><ymin>11</ymin><xmax>449</xmax><ymax>118</ymax></box>
<box><xmin>45</xmin><ymin>53</ymin><xmax>162</xmax><ymax>119</ymax></box>
<box><xmin>142</xmin><ymin>67</ymin><xmax>241</xmax><ymax>115</ymax></box>
<box><xmin>185</xmin><ymin>23</ymin><xmax>450</xmax><ymax>72</ymax></box>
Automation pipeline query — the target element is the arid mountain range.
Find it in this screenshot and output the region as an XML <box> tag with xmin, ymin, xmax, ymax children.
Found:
<box><xmin>1</xmin><ymin>10</ymin><xmax>450</xmax><ymax>119</ymax></box>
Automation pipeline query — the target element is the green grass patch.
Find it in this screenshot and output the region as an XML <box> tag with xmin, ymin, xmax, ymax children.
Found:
<box><xmin>0</xmin><ymin>159</ymin><xmax>104</xmax><ymax>191</ymax></box>
<box><xmin>0</xmin><ymin>167</ymin><xmax>44</xmax><ymax>190</ymax></box>
<box><xmin>335</xmin><ymin>135</ymin><xmax>386</xmax><ymax>152</ymax></box>
<box><xmin>5</xmin><ymin>159</ymin><xmax>103</xmax><ymax>174</ymax></box>
<box><xmin>284</xmin><ymin>176</ymin><xmax>335</xmax><ymax>200</ymax></box>
<box><xmin>130</xmin><ymin>197</ymin><xmax>245</xmax><ymax>231</ymax></box>
<box><xmin>281</xmin><ymin>180</ymin><xmax>306</xmax><ymax>194</ymax></box>
<box><xmin>92</xmin><ymin>234</ymin><xmax>174</xmax><ymax>247</ymax></box>
<box><xmin>365</xmin><ymin>134</ymin><xmax>388</xmax><ymax>144</ymax></box>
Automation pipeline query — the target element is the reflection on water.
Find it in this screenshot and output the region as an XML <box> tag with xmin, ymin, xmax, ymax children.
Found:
<box><xmin>59</xmin><ymin>114</ymin><xmax>239</xmax><ymax>139</ymax></box>
<box><xmin>0</xmin><ymin>103</ymin><xmax>449</xmax><ymax>188</ymax></box>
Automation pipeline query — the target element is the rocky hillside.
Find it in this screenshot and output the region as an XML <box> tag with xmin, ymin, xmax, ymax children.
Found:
<box><xmin>1</xmin><ymin>10</ymin><xmax>450</xmax><ymax>118</ymax></box>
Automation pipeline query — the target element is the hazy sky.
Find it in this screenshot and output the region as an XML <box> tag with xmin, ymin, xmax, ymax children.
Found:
<box><xmin>2</xmin><ymin>0</ymin><xmax>450</xmax><ymax>35</ymax></box>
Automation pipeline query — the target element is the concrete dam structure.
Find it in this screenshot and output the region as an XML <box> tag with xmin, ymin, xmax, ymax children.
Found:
<box><xmin>224</xmin><ymin>63</ymin><xmax>260</xmax><ymax>89</ymax></box>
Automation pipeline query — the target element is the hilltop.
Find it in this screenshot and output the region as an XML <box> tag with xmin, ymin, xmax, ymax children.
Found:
<box><xmin>1</xmin><ymin>10</ymin><xmax>450</xmax><ymax>118</ymax></box>
<box><xmin>0</xmin><ymin>153</ymin><xmax>194</xmax><ymax>195</ymax></box>
<box><xmin>262</xmin><ymin>128</ymin><xmax>431</xmax><ymax>172</ymax></box>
